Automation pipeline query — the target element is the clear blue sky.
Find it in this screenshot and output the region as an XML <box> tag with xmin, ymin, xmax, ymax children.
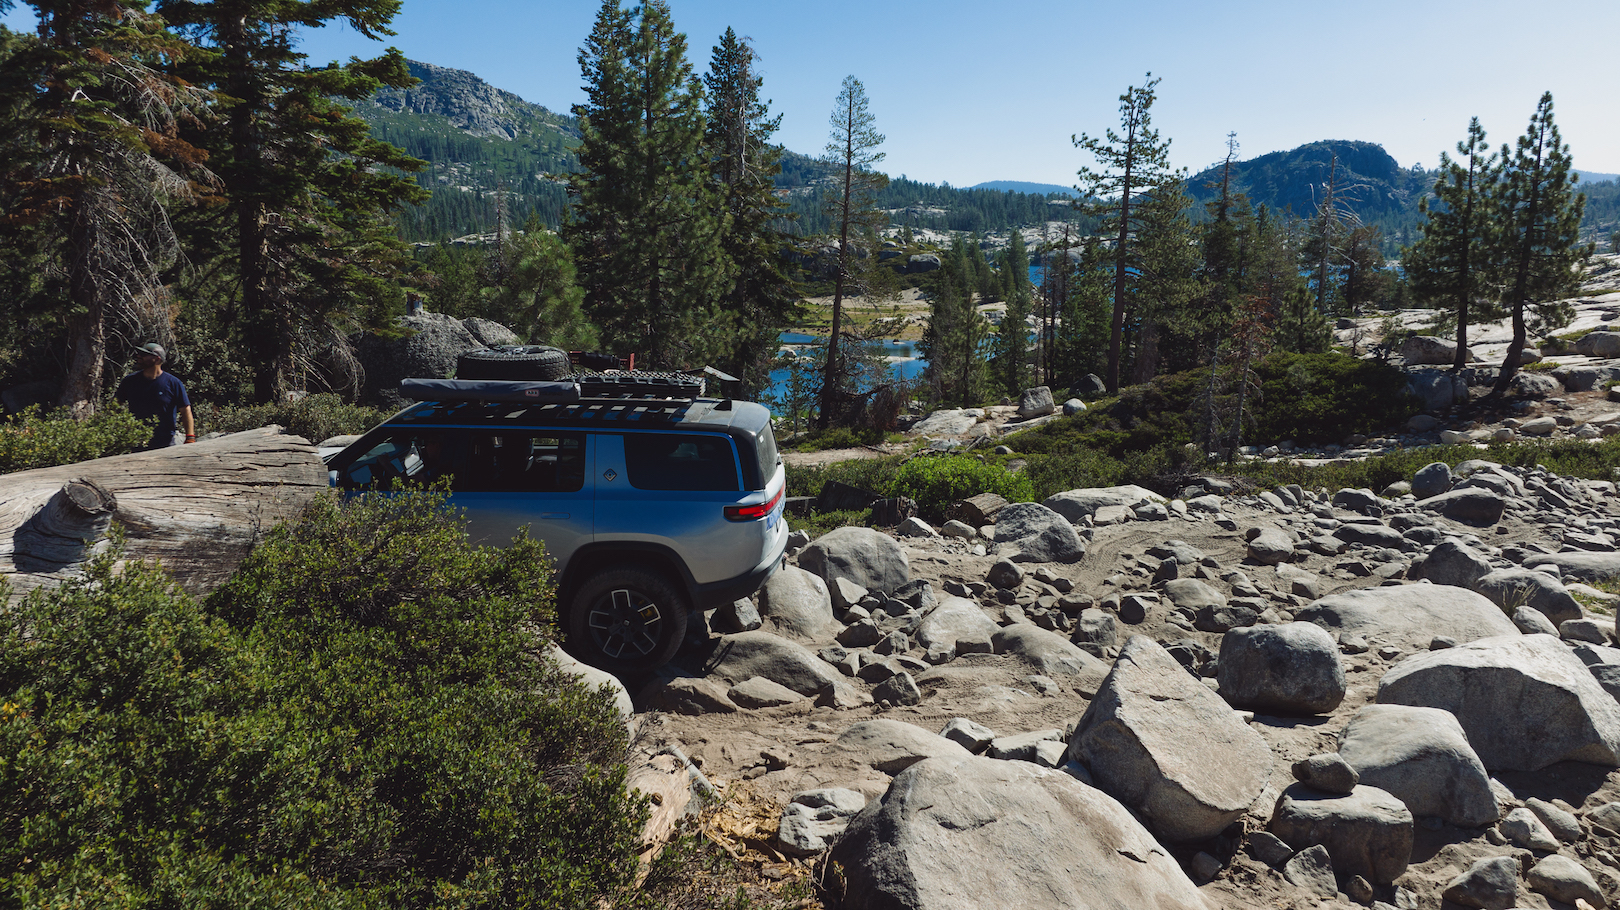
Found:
<box><xmin>7</xmin><ymin>0</ymin><xmax>1617</xmax><ymax>186</ymax></box>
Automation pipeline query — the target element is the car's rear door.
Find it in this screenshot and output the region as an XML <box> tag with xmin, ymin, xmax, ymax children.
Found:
<box><xmin>451</xmin><ymin>430</ymin><xmax>594</xmax><ymax>570</ymax></box>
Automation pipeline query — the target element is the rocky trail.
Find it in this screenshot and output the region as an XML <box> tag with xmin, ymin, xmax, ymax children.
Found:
<box><xmin>599</xmin><ymin>462</ymin><xmax>1620</xmax><ymax>910</ymax></box>
<box><xmin>567</xmin><ymin>262</ymin><xmax>1620</xmax><ymax>910</ymax></box>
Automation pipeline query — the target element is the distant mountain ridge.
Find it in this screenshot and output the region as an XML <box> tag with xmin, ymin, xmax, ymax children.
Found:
<box><xmin>367</xmin><ymin>59</ymin><xmax>578</xmax><ymax>141</ymax></box>
<box><xmin>351</xmin><ymin>63</ymin><xmax>1616</xmax><ymax>245</ymax></box>
<box><xmin>1186</xmin><ymin>139</ymin><xmax>1422</xmax><ymax>222</ymax></box>
<box><xmin>969</xmin><ymin>180</ymin><xmax>1078</xmax><ymax>197</ymax></box>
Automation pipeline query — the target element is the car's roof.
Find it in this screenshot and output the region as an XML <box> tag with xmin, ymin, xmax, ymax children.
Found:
<box><xmin>386</xmin><ymin>397</ymin><xmax>773</xmax><ymax>437</ymax></box>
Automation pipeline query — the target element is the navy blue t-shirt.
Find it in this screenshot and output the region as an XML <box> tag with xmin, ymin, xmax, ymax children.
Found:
<box><xmin>115</xmin><ymin>371</ymin><xmax>191</xmax><ymax>449</ymax></box>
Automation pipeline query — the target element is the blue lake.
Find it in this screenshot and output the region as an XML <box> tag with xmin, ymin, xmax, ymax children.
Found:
<box><xmin>767</xmin><ymin>332</ymin><xmax>927</xmax><ymax>413</ymax></box>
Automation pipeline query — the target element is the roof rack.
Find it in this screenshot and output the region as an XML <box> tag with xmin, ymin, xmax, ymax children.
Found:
<box><xmin>400</xmin><ymin>375</ymin><xmax>706</xmax><ymax>405</ymax></box>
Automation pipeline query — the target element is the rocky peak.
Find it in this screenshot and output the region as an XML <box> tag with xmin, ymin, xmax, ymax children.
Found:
<box><xmin>368</xmin><ymin>59</ymin><xmax>577</xmax><ymax>141</ymax></box>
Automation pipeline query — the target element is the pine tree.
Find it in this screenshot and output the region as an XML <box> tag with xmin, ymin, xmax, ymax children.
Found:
<box><xmin>1000</xmin><ymin>228</ymin><xmax>1031</xmax><ymax>303</ymax></box>
<box><xmin>162</xmin><ymin>0</ymin><xmax>427</xmax><ymax>402</ymax></box>
<box><xmin>1404</xmin><ymin>117</ymin><xmax>1503</xmax><ymax>371</ymax></box>
<box><xmin>480</xmin><ymin>228</ymin><xmax>594</xmax><ymax>349</ymax></box>
<box><xmin>1299</xmin><ymin>155</ymin><xmax>1347</xmax><ymax>317</ymax></box>
<box><xmin>1074</xmin><ymin>73</ymin><xmax>1179</xmax><ymax>392</ymax></box>
<box><xmin>1488</xmin><ymin>92</ymin><xmax>1593</xmax><ymax>397</ymax></box>
<box><xmin>1337</xmin><ymin>225</ymin><xmax>1389</xmax><ymax>316</ymax></box>
<box><xmin>565</xmin><ymin>0</ymin><xmax>725</xmax><ymax>369</ymax></box>
<box><xmin>1255</xmin><ymin>208</ymin><xmax>1324</xmax><ymax>354</ymax></box>
<box><xmin>920</xmin><ymin>240</ymin><xmax>987</xmax><ymax>408</ymax></box>
<box><xmin>817</xmin><ymin>74</ymin><xmax>887</xmax><ymax>426</ymax></box>
<box><xmin>1052</xmin><ymin>237</ymin><xmax>1111</xmax><ymax>390</ymax></box>
<box><xmin>9</xmin><ymin>0</ymin><xmax>212</xmax><ymax>414</ymax></box>
<box><xmin>704</xmin><ymin>27</ymin><xmax>797</xmax><ymax>395</ymax></box>
<box><xmin>993</xmin><ymin>230</ymin><xmax>1033</xmax><ymax>395</ymax></box>
<box><xmin>1128</xmin><ymin>181</ymin><xmax>1200</xmax><ymax>382</ymax></box>
<box><xmin>1488</xmin><ymin>94</ymin><xmax>1593</xmax><ymax>396</ymax></box>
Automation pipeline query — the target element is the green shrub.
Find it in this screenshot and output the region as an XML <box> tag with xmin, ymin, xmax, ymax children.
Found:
<box><xmin>195</xmin><ymin>393</ymin><xmax>393</xmax><ymax>444</ymax></box>
<box><xmin>1</xmin><ymin>490</ymin><xmax>647</xmax><ymax>907</ymax></box>
<box><xmin>0</xmin><ymin>403</ymin><xmax>150</xmax><ymax>474</ymax></box>
<box><xmin>890</xmin><ymin>454</ymin><xmax>1034</xmax><ymax>519</ymax></box>
<box><xmin>1021</xmin><ymin>445</ymin><xmax>1180</xmax><ymax>501</ymax></box>
<box><xmin>1250</xmin><ymin>352</ymin><xmax>1418</xmax><ymax>443</ymax></box>
<box><xmin>785</xmin><ymin>457</ymin><xmax>903</xmax><ymax>500</ymax></box>
<box><xmin>1522</xmin><ymin>360</ymin><xmax>1560</xmax><ymax>372</ymax></box>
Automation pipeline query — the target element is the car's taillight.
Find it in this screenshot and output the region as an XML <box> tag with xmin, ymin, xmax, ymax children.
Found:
<box><xmin>725</xmin><ymin>487</ymin><xmax>782</xmax><ymax>522</ymax></box>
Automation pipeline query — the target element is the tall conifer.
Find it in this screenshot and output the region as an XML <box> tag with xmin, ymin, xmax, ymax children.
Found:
<box><xmin>817</xmin><ymin>74</ymin><xmax>887</xmax><ymax>426</ymax></box>
<box><xmin>162</xmin><ymin>0</ymin><xmax>425</xmax><ymax>402</ymax></box>
<box><xmin>566</xmin><ymin>0</ymin><xmax>725</xmax><ymax>369</ymax></box>
<box><xmin>1405</xmin><ymin>118</ymin><xmax>1501</xmax><ymax>371</ymax></box>
<box><xmin>10</xmin><ymin>0</ymin><xmax>212</xmax><ymax>413</ymax></box>
<box><xmin>1074</xmin><ymin>73</ymin><xmax>1179</xmax><ymax>392</ymax></box>
<box><xmin>1488</xmin><ymin>93</ymin><xmax>1593</xmax><ymax>397</ymax></box>
<box><xmin>704</xmin><ymin>27</ymin><xmax>797</xmax><ymax>394</ymax></box>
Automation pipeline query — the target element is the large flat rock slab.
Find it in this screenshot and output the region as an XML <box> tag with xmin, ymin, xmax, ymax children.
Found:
<box><xmin>1069</xmin><ymin>636</ymin><xmax>1272</xmax><ymax>842</ymax></box>
<box><xmin>829</xmin><ymin>754</ymin><xmax>1208</xmax><ymax>910</ymax></box>
<box><xmin>1294</xmin><ymin>584</ymin><xmax>1519</xmax><ymax>653</ymax></box>
<box><xmin>1376</xmin><ymin>633</ymin><xmax>1620</xmax><ymax>771</ymax></box>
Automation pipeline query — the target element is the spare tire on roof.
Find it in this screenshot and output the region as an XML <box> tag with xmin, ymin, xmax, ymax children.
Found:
<box><xmin>455</xmin><ymin>345</ymin><xmax>570</xmax><ymax>381</ymax></box>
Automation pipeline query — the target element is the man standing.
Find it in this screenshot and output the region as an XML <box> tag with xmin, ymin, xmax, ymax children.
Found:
<box><xmin>115</xmin><ymin>342</ymin><xmax>196</xmax><ymax>450</ymax></box>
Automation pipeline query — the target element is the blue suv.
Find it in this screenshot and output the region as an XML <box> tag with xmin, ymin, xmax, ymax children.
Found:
<box><xmin>326</xmin><ymin>376</ymin><xmax>788</xmax><ymax>672</ymax></box>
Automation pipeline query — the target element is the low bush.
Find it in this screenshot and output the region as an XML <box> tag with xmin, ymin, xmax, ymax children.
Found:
<box><xmin>890</xmin><ymin>454</ymin><xmax>1034</xmax><ymax>519</ymax></box>
<box><xmin>0</xmin><ymin>403</ymin><xmax>150</xmax><ymax>474</ymax></box>
<box><xmin>1</xmin><ymin>490</ymin><xmax>647</xmax><ymax>907</ymax></box>
<box><xmin>1250</xmin><ymin>352</ymin><xmax>1418</xmax><ymax>443</ymax></box>
<box><xmin>195</xmin><ymin>393</ymin><xmax>393</xmax><ymax>444</ymax></box>
<box><xmin>785</xmin><ymin>457</ymin><xmax>903</xmax><ymax>500</ymax></box>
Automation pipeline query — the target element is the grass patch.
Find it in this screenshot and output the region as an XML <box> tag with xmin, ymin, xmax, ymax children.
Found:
<box><xmin>788</xmin><ymin>507</ymin><xmax>872</xmax><ymax>539</ymax></box>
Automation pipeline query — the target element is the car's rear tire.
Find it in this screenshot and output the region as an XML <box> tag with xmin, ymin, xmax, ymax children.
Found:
<box><xmin>567</xmin><ymin>566</ymin><xmax>689</xmax><ymax>673</ymax></box>
<box><xmin>456</xmin><ymin>345</ymin><xmax>571</xmax><ymax>381</ymax></box>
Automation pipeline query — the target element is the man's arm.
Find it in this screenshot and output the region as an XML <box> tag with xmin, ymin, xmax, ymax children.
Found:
<box><xmin>180</xmin><ymin>405</ymin><xmax>196</xmax><ymax>443</ymax></box>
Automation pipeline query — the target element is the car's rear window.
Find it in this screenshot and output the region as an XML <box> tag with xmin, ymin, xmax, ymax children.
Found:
<box><xmin>752</xmin><ymin>424</ymin><xmax>779</xmax><ymax>491</ymax></box>
<box><xmin>623</xmin><ymin>433</ymin><xmax>739</xmax><ymax>491</ymax></box>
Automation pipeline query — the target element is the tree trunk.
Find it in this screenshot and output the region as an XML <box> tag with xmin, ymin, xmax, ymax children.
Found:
<box><xmin>0</xmin><ymin>428</ymin><xmax>327</xmax><ymax>603</ymax></box>
<box><xmin>57</xmin><ymin>192</ymin><xmax>108</xmax><ymax>417</ymax></box>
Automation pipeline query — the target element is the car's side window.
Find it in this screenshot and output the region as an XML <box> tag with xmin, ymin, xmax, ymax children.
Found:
<box><xmin>341</xmin><ymin>430</ymin><xmax>585</xmax><ymax>493</ymax></box>
<box><xmin>623</xmin><ymin>432</ymin><xmax>739</xmax><ymax>491</ymax></box>
<box><xmin>459</xmin><ymin>432</ymin><xmax>586</xmax><ymax>493</ymax></box>
<box><xmin>340</xmin><ymin>431</ymin><xmax>443</xmax><ymax>488</ymax></box>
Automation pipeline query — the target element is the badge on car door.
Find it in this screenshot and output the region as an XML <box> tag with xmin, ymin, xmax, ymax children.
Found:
<box><xmin>602</xmin><ymin>468</ymin><xmax>617</xmax><ymax>482</ymax></box>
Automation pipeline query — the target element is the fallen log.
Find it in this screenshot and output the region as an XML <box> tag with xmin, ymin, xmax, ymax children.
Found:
<box><xmin>1</xmin><ymin>427</ymin><xmax>328</xmax><ymax>602</ymax></box>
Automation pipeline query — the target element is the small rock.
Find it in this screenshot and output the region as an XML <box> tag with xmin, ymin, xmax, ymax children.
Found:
<box><xmin>939</xmin><ymin>717</ymin><xmax>996</xmax><ymax>753</ymax></box>
<box><xmin>716</xmin><ymin>597</ymin><xmax>762</xmax><ymax>632</ymax></box>
<box><xmin>1525</xmin><ymin>797</ymin><xmax>1583</xmax><ymax>844</ymax></box>
<box><xmin>1527</xmin><ymin>854</ymin><xmax>1606</xmax><ymax>907</ymax></box>
<box><xmin>1283</xmin><ymin>844</ymin><xmax>1338</xmax><ymax>898</ymax></box>
<box><xmin>1190</xmin><ymin>851</ymin><xmax>1222</xmax><ymax>883</ymax></box>
<box><xmin>1442</xmin><ymin>855</ymin><xmax>1520</xmax><ymax>910</ymax></box>
<box><xmin>1292</xmin><ymin>752</ymin><xmax>1360</xmax><ymax>795</ymax></box>
<box><xmin>1500</xmin><ymin>806</ymin><xmax>1560</xmax><ymax>851</ymax></box>
<box><xmin>1247</xmin><ymin>830</ymin><xmax>1295</xmax><ymax>867</ymax></box>
<box><xmin>872</xmin><ymin>671</ymin><xmax>922</xmax><ymax>706</ymax></box>
<box><xmin>728</xmin><ymin>676</ymin><xmax>807</xmax><ymax>709</ymax></box>
<box><xmin>897</xmin><ymin>516</ymin><xmax>938</xmax><ymax>538</ymax></box>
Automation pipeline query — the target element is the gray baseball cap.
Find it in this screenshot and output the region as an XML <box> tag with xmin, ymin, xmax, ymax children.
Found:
<box><xmin>135</xmin><ymin>342</ymin><xmax>165</xmax><ymax>362</ymax></box>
